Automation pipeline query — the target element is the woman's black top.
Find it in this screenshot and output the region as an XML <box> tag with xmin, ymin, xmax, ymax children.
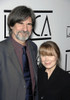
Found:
<box><xmin>38</xmin><ymin>63</ymin><xmax>70</xmax><ymax>100</ymax></box>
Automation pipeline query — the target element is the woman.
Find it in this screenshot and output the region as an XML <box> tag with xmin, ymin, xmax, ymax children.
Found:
<box><xmin>38</xmin><ymin>41</ymin><xmax>70</xmax><ymax>100</ymax></box>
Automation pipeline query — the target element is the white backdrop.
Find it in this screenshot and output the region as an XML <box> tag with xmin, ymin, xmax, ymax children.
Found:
<box><xmin>0</xmin><ymin>0</ymin><xmax>70</xmax><ymax>71</ymax></box>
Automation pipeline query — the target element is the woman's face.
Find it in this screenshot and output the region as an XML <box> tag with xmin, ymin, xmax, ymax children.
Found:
<box><xmin>40</xmin><ymin>52</ymin><xmax>58</xmax><ymax>69</ymax></box>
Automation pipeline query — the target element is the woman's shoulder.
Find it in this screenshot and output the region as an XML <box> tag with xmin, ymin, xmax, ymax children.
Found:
<box><xmin>57</xmin><ymin>66</ymin><xmax>70</xmax><ymax>80</ymax></box>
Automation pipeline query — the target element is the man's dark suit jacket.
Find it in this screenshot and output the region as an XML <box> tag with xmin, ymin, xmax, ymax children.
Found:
<box><xmin>0</xmin><ymin>37</ymin><xmax>38</xmax><ymax>100</ymax></box>
<box><xmin>38</xmin><ymin>64</ymin><xmax>70</xmax><ymax>100</ymax></box>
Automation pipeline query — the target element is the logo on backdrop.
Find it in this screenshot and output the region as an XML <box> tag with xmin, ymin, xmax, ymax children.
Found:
<box><xmin>65</xmin><ymin>26</ymin><xmax>70</xmax><ymax>73</ymax></box>
<box><xmin>4</xmin><ymin>10</ymin><xmax>53</xmax><ymax>41</ymax></box>
<box><xmin>66</xmin><ymin>26</ymin><xmax>70</xmax><ymax>38</ymax></box>
<box><xmin>65</xmin><ymin>50</ymin><xmax>70</xmax><ymax>73</ymax></box>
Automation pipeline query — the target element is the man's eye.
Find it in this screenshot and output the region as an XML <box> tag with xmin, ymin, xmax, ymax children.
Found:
<box><xmin>19</xmin><ymin>22</ymin><xmax>23</xmax><ymax>24</ymax></box>
<box><xmin>28</xmin><ymin>23</ymin><xmax>32</xmax><ymax>26</ymax></box>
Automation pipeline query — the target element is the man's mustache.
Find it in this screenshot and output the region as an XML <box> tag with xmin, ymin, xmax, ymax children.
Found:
<box><xmin>17</xmin><ymin>30</ymin><xmax>29</xmax><ymax>34</ymax></box>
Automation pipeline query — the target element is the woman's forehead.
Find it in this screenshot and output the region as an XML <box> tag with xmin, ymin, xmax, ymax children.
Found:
<box><xmin>40</xmin><ymin>47</ymin><xmax>57</xmax><ymax>56</ymax></box>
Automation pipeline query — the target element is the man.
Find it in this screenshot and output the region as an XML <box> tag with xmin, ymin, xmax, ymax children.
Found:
<box><xmin>0</xmin><ymin>6</ymin><xmax>38</xmax><ymax>100</ymax></box>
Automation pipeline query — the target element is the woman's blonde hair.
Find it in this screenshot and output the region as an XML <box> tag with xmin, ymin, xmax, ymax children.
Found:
<box><xmin>39</xmin><ymin>41</ymin><xmax>60</xmax><ymax>65</ymax></box>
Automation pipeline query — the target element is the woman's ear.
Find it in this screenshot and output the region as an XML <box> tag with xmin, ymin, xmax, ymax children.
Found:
<box><xmin>10</xmin><ymin>26</ymin><xmax>13</xmax><ymax>29</ymax></box>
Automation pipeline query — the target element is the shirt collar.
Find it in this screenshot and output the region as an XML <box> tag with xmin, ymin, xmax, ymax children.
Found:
<box><xmin>11</xmin><ymin>37</ymin><xmax>27</xmax><ymax>50</ymax></box>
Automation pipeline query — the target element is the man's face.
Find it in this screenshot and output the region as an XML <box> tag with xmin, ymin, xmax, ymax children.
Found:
<box><xmin>11</xmin><ymin>17</ymin><xmax>32</xmax><ymax>44</ymax></box>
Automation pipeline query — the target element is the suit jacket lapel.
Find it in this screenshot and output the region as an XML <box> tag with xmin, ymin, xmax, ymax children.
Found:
<box><xmin>7</xmin><ymin>38</ymin><xmax>23</xmax><ymax>76</ymax></box>
<box><xmin>26</xmin><ymin>40</ymin><xmax>37</xmax><ymax>93</ymax></box>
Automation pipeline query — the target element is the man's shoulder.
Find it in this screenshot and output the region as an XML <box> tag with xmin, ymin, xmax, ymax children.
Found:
<box><xmin>0</xmin><ymin>38</ymin><xmax>10</xmax><ymax>44</ymax></box>
<box><xmin>0</xmin><ymin>38</ymin><xmax>11</xmax><ymax>48</ymax></box>
<box><xmin>27</xmin><ymin>39</ymin><xmax>37</xmax><ymax>48</ymax></box>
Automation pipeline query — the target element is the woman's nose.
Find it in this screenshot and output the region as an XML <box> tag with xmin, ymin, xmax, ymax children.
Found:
<box><xmin>45</xmin><ymin>56</ymin><xmax>50</xmax><ymax>61</ymax></box>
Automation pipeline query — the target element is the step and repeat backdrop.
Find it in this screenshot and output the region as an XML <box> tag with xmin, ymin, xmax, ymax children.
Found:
<box><xmin>0</xmin><ymin>0</ymin><xmax>70</xmax><ymax>72</ymax></box>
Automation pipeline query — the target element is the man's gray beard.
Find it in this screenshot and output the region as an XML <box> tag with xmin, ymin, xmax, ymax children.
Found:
<box><xmin>16</xmin><ymin>34</ymin><xmax>29</xmax><ymax>42</ymax></box>
<box><xmin>15</xmin><ymin>31</ymin><xmax>31</xmax><ymax>42</ymax></box>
